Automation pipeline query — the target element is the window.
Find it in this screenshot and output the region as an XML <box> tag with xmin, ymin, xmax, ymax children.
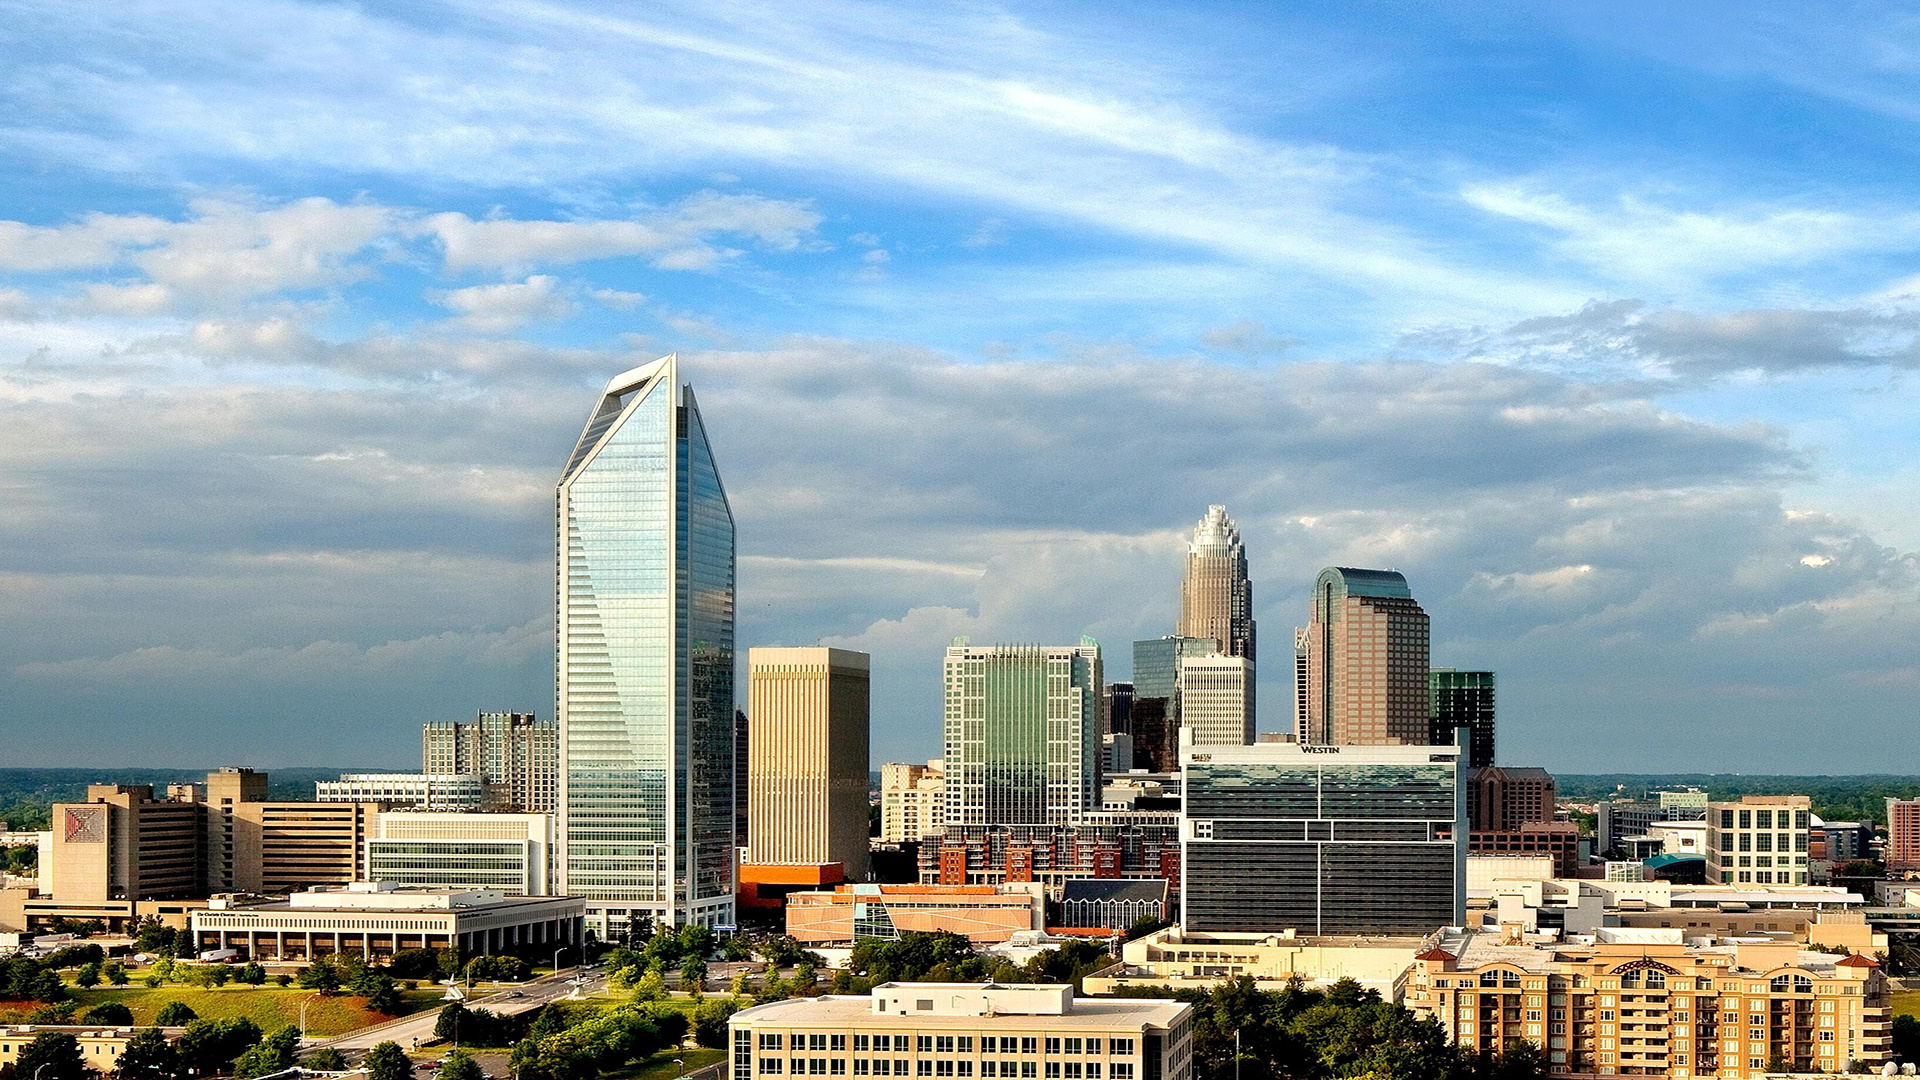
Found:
<box><xmin>897</xmin><ymin>1039</ymin><xmax>913</xmax><ymax>1053</ymax></box>
<box><xmin>790</xmin><ymin>1060</ymin><xmax>804</xmax><ymax>1074</ymax></box>
<box><xmin>834</xmin><ymin>1037</ymin><xmax>848</xmax><ymax>1053</ymax></box>
<box><xmin>1045</xmin><ymin>1066</ymin><xmax>1060</xmax><ymax>1080</ymax></box>
<box><xmin>1820</xmin><ymin>1032</ymin><xmax>1835</xmax><ymax>1042</ymax></box>
<box><xmin>1002</xmin><ymin>1040</ymin><xmax>1020</xmax><ymax>1054</ymax></box>
<box><xmin>764</xmin><ymin>1036</ymin><xmax>786</xmax><ymax>1052</ymax></box>
<box><xmin>1087</xmin><ymin>1068</ymin><xmax>1100</xmax><ymax>1079</ymax></box>
<box><xmin>959</xmin><ymin>1040</ymin><xmax>973</xmax><ymax>1054</ymax></box>
<box><xmin>1110</xmin><ymin>1041</ymin><xmax>1134</xmax><ymax>1056</ymax></box>
<box><xmin>919</xmin><ymin>1038</ymin><xmax>935</xmax><ymax>1054</ymax></box>
<box><xmin>937</xmin><ymin>1038</ymin><xmax>955</xmax><ymax>1055</ymax></box>
<box><xmin>1046</xmin><ymin>1040</ymin><xmax>1062</xmax><ymax>1055</ymax></box>
<box><xmin>1065</xmin><ymin>1040</ymin><xmax>1082</xmax><ymax>1055</ymax></box>
<box><xmin>812</xmin><ymin>1060</ymin><xmax>829</xmax><ymax>1076</ymax></box>
<box><xmin>918</xmin><ymin>1064</ymin><xmax>932</xmax><ymax>1078</ymax></box>
<box><xmin>1086</xmin><ymin>1041</ymin><xmax>1101</xmax><ymax>1056</ymax></box>
<box><xmin>857</xmin><ymin>1038</ymin><xmax>872</xmax><ymax>1054</ymax></box>
<box><xmin>896</xmin><ymin>1062</ymin><xmax>910</xmax><ymax>1076</ymax></box>
<box><xmin>958</xmin><ymin>1065</ymin><xmax>972</xmax><ymax>1078</ymax></box>
<box><xmin>813</xmin><ymin>1037</ymin><xmax>830</xmax><ymax>1052</ymax></box>
<box><xmin>919</xmin><ymin>1001</ymin><xmax>935</xmax><ymax>1011</ymax></box>
<box><xmin>855</xmin><ymin>1063</ymin><xmax>871</xmax><ymax>1076</ymax></box>
<box><xmin>1600</xmin><ymin>1012</ymin><xmax>1614</xmax><ymax>1022</ymax></box>
<box><xmin>762</xmin><ymin>1061</ymin><xmax>783</xmax><ymax>1075</ymax></box>
<box><xmin>936</xmin><ymin>1063</ymin><xmax>954</xmax><ymax>1077</ymax></box>
<box><xmin>1020</xmin><ymin>1066</ymin><xmax>1035</xmax><ymax>1079</ymax></box>
<box><xmin>1112</xmin><ymin>1068</ymin><xmax>1133</xmax><ymax>1080</ymax></box>
<box><xmin>1064</xmin><ymin>1067</ymin><xmax>1081</xmax><ymax>1080</ymax></box>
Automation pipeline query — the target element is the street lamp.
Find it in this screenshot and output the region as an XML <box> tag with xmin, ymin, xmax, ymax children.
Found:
<box><xmin>552</xmin><ymin>947</ymin><xmax>567</xmax><ymax>974</ymax></box>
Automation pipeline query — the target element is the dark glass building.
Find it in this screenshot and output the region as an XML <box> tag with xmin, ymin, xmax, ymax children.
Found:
<box><xmin>1429</xmin><ymin>669</ymin><xmax>1496</xmax><ymax>769</ymax></box>
<box><xmin>1181</xmin><ymin>740</ymin><xmax>1464</xmax><ymax>935</ymax></box>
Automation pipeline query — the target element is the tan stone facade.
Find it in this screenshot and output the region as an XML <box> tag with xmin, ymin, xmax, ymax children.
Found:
<box><xmin>1408</xmin><ymin>931</ymin><xmax>1891</xmax><ymax>1077</ymax></box>
<box><xmin>1296</xmin><ymin>568</ymin><xmax>1430</xmax><ymax>746</ymax></box>
<box><xmin>745</xmin><ymin>647</ymin><xmax>871</xmax><ymax>882</ymax></box>
<box><xmin>880</xmin><ymin>761</ymin><xmax>945</xmax><ymax>844</ymax></box>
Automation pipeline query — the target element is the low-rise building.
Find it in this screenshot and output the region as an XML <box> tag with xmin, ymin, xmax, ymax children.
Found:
<box><xmin>189</xmin><ymin>881</ymin><xmax>582</xmax><ymax>961</ymax></box>
<box><xmin>1082</xmin><ymin>925</ymin><xmax>1426</xmax><ymax>1000</ymax></box>
<box><xmin>1057</xmin><ymin>879</ymin><xmax>1167</xmax><ymax>932</ymax></box>
<box><xmin>0</xmin><ymin>1026</ymin><xmax>187</xmax><ymax>1070</ymax></box>
<box><xmin>920</xmin><ymin>819</ymin><xmax>1180</xmax><ymax>897</ymax></box>
<box><xmin>727</xmin><ymin>983</ymin><xmax>1193</xmax><ymax>1080</ymax></box>
<box><xmin>1407</xmin><ymin>927</ymin><xmax>1891</xmax><ymax>1077</ymax></box>
<box><xmin>786</xmin><ymin>883</ymin><xmax>1044</xmax><ymax>945</ymax></box>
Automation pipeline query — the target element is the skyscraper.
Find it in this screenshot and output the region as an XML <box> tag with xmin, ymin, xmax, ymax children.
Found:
<box><xmin>1295</xmin><ymin>567</ymin><xmax>1431</xmax><ymax>747</ymax></box>
<box><xmin>555</xmin><ymin>355</ymin><xmax>736</xmax><ymax>932</ymax></box>
<box><xmin>1177</xmin><ymin>505</ymin><xmax>1255</xmax><ymax>664</ymax></box>
<box><xmin>943</xmin><ymin>640</ymin><xmax>1102</xmax><ymax>828</ymax></box>
<box><xmin>742</xmin><ymin>647</ymin><xmax>871</xmax><ymax>884</ymax></box>
<box><xmin>1428</xmin><ymin>669</ymin><xmax>1495</xmax><ymax>769</ymax></box>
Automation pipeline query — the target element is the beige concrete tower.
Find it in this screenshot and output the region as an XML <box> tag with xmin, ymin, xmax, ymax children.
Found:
<box><xmin>1296</xmin><ymin>567</ymin><xmax>1431</xmax><ymax>746</ymax></box>
<box><xmin>1177</xmin><ymin>653</ymin><xmax>1254</xmax><ymax>746</ymax></box>
<box><xmin>741</xmin><ymin>647</ymin><xmax>871</xmax><ymax>904</ymax></box>
<box><xmin>1178</xmin><ymin>505</ymin><xmax>1255</xmax><ymax>664</ymax></box>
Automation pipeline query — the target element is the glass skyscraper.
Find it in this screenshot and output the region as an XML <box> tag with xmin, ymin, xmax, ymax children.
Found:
<box><xmin>555</xmin><ymin>355</ymin><xmax>736</xmax><ymax>932</ymax></box>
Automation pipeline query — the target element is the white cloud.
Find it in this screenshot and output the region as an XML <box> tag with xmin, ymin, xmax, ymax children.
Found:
<box><xmin>421</xmin><ymin>192</ymin><xmax>822</xmax><ymax>274</ymax></box>
<box><xmin>431</xmin><ymin>275</ymin><xmax>576</xmax><ymax>332</ymax></box>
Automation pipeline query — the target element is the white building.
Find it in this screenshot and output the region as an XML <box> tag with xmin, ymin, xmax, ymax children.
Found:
<box><xmin>1708</xmin><ymin>795</ymin><xmax>1812</xmax><ymax>885</ymax></box>
<box><xmin>1176</xmin><ymin>654</ymin><xmax>1253</xmax><ymax>747</ymax></box>
<box><xmin>190</xmin><ymin>881</ymin><xmax>583</xmax><ymax>961</ymax></box>
<box><xmin>317</xmin><ymin>774</ymin><xmax>484</xmax><ymax>810</ymax></box>
<box><xmin>728</xmin><ymin>984</ymin><xmax>1192</xmax><ymax>1080</ymax></box>
<box><xmin>366</xmin><ymin>811</ymin><xmax>551</xmax><ymax>895</ymax></box>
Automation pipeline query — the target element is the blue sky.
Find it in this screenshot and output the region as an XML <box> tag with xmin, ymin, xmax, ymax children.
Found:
<box><xmin>1</xmin><ymin>0</ymin><xmax>1918</xmax><ymax>771</ymax></box>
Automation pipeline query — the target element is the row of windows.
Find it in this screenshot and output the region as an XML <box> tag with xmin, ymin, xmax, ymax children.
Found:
<box><xmin>759</xmin><ymin>1062</ymin><xmax>1133</xmax><ymax>1080</ymax></box>
<box><xmin>760</xmin><ymin>1036</ymin><xmax>1132</xmax><ymax>1056</ymax></box>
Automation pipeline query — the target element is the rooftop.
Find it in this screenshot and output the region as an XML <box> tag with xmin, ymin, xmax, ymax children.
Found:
<box><xmin>732</xmin><ymin>985</ymin><xmax>1188</xmax><ymax>1029</ymax></box>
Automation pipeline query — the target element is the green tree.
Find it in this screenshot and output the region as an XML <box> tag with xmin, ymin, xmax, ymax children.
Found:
<box><xmin>17</xmin><ymin>1031</ymin><xmax>89</xmax><ymax>1080</ymax></box>
<box><xmin>154</xmin><ymin>1001</ymin><xmax>198</xmax><ymax>1026</ymax></box>
<box><xmin>103</xmin><ymin>960</ymin><xmax>129</xmax><ymax>986</ymax></box>
<box><xmin>176</xmin><ymin>1016</ymin><xmax>264</xmax><ymax>1077</ymax></box>
<box><xmin>680</xmin><ymin>956</ymin><xmax>708</xmax><ymax>995</ymax></box>
<box><xmin>364</xmin><ymin>1042</ymin><xmax>413</xmax><ymax>1080</ymax></box>
<box><xmin>632</xmin><ymin>970</ymin><xmax>668</xmax><ymax>1003</ymax></box>
<box><xmin>236</xmin><ymin>962</ymin><xmax>267</xmax><ymax>986</ymax></box>
<box><xmin>362</xmin><ymin>974</ymin><xmax>404</xmax><ymax>1015</ymax></box>
<box><xmin>441</xmin><ymin>1049</ymin><xmax>484</xmax><ymax>1080</ymax></box>
<box><xmin>304</xmin><ymin>1048</ymin><xmax>348</xmax><ymax>1072</ymax></box>
<box><xmin>437</xmin><ymin>1002</ymin><xmax>472</xmax><ymax>1044</ymax></box>
<box><xmin>719</xmin><ymin>936</ymin><xmax>753</xmax><ymax>963</ymax></box>
<box><xmin>75</xmin><ymin>962</ymin><xmax>102</xmax><ymax>988</ymax></box>
<box><xmin>692</xmin><ymin>997</ymin><xmax>743</xmax><ymax>1048</ymax></box>
<box><xmin>233</xmin><ymin>1026</ymin><xmax>301</xmax><ymax>1080</ymax></box>
<box><xmin>83</xmin><ymin>1002</ymin><xmax>135</xmax><ymax>1025</ymax></box>
<box><xmin>296</xmin><ymin>960</ymin><xmax>342</xmax><ymax>995</ymax></box>
<box><xmin>116</xmin><ymin>1026</ymin><xmax>181</xmax><ymax>1080</ymax></box>
<box><xmin>756</xmin><ymin>936</ymin><xmax>805</xmax><ymax>968</ymax></box>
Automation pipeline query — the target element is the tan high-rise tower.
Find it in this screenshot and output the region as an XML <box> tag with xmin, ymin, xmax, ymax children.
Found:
<box><xmin>1177</xmin><ymin>505</ymin><xmax>1255</xmax><ymax>664</ymax></box>
<box><xmin>741</xmin><ymin>647</ymin><xmax>871</xmax><ymax>906</ymax></box>
<box><xmin>1296</xmin><ymin>567</ymin><xmax>1430</xmax><ymax>746</ymax></box>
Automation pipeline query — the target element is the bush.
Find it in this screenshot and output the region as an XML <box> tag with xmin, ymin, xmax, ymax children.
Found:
<box><xmin>237</xmin><ymin>962</ymin><xmax>268</xmax><ymax>985</ymax></box>
<box><xmin>74</xmin><ymin>962</ymin><xmax>102</xmax><ymax>988</ymax></box>
<box><xmin>102</xmin><ymin>960</ymin><xmax>129</xmax><ymax>986</ymax></box>
<box><xmin>305</xmin><ymin>1048</ymin><xmax>348</xmax><ymax>1072</ymax></box>
<box><xmin>155</xmin><ymin>1001</ymin><xmax>199</xmax><ymax>1026</ymax></box>
<box><xmin>465</xmin><ymin>954</ymin><xmax>533</xmax><ymax>982</ymax></box>
<box><xmin>389</xmin><ymin>948</ymin><xmax>443</xmax><ymax>980</ymax></box>
<box><xmin>365</xmin><ymin>1042</ymin><xmax>412</xmax><ymax>1080</ymax></box>
<box><xmin>82</xmin><ymin>1002</ymin><xmax>135</xmax><ymax>1025</ymax></box>
<box><xmin>233</xmin><ymin>1026</ymin><xmax>301</xmax><ymax>1080</ymax></box>
<box><xmin>692</xmin><ymin>996</ymin><xmax>743</xmax><ymax>1048</ymax></box>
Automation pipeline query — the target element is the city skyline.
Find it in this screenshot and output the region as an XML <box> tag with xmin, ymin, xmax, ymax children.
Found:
<box><xmin>3</xmin><ymin>3</ymin><xmax>1919</xmax><ymax>774</ymax></box>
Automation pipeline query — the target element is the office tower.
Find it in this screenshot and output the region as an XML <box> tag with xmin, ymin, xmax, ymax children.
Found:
<box><xmin>1177</xmin><ymin>504</ymin><xmax>1255</xmax><ymax>664</ymax></box>
<box><xmin>1465</xmin><ymin>766</ymin><xmax>1555</xmax><ymax>831</ymax></box>
<box><xmin>422</xmin><ymin>712</ymin><xmax>559</xmax><ymax>813</ymax></box>
<box><xmin>556</xmin><ymin>355</ymin><xmax>737</xmax><ymax>931</ymax></box>
<box><xmin>47</xmin><ymin>786</ymin><xmax>203</xmax><ymax>905</ymax></box>
<box><xmin>743</xmin><ymin>647</ymin><xmax>871</xmax><ymax>884</ymax></box>
<box><xmin>943</xmin><ymin>640</ymin><xmax>1101</xmax><ymax>828</ymax></box>
<box><xmin>1887</xmin><ymin>799</ymin><xmax>1920</xmax><ymax>872</ymax></box>
<box><xmin>734</xmin><ymin>709</ymin><xmax>750</xmax><ymax>850</ymax></box>
<box><xmin>1428</xmin><ymin>669</ymin><xmax>1495</xmax><ymax>769</ymax></box>
<box><xmin>367</xmin><ymin>811</ymin><xmax>552</xmax><ymax>895</ymax></box>
<box><xmin>1707</xmin><ymin>795</ymin><xmax>1811</xmax><ymax>885</ymax></box>
<box><xmin>1295</xmin><ymin>567</ymin><xmax>1431</xmax><ymax>746</ymax></box>
<box><xmin>879</xmin><ymin>761</ymin><xmax>945</xmax><ymax>843</ymax></box>
<box><xmin>1130</xmin><ymin>636</ymin><xmax>1218</xmax><ymax>771</ymax></box>
<box><xmin>1181</xmin><ymin>738</ymin><xmax>1465</xmax><ymax>935</ymax></box>
<box><xmin>1177</xmin><ymin>654</ymin><xmax>1254</xmax><ymax>747</ymax></box>
<box><xmin>317</xmin><ymin>773</ymin><xmax>486</xmax><ymax>810</ymax></box>
<box><xmin>1294</xmin><ymin>628</ymin><xmax>1309</xmax><ymax>739</ymax></box>
<box><xmin>1102</xmin><ymin>681</ymin><xmax>1134</xmax><ymax>736</ymax></box>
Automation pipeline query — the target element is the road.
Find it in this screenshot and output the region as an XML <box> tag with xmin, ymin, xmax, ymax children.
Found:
<box><xmin>306</xmin><ymin>968</ymin><xmax>607</xmax><ymax>1057</ymax></box>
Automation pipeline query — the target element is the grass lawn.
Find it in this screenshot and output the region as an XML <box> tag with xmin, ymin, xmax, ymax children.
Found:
<box><xmin>0</xmin><ymin>986</ymin><xmax>443</xmax><ymax>1035</ymax></box>
<box><xmin>1893</xmin><ymin>989</ymin><xmax>1920</xmax><ymax>1018</ymax></box>
<box><xmin>604</xmin><ymin>1047</ymin><xmax>726</xmax><ymax>1080</ymax></box>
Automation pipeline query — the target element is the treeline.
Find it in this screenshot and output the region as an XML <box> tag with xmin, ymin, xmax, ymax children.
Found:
<box><xmin>0</xmin><ymin>1017</ymin><xmax>308</xmax><ymax>1080</ymax></box>
<box><xmin>1558</xmin><ymin>774</ymin><xmax>1920</xmax><ymax>825</ymax></box>
<box><xmin>0</xmin><ymin>768</ymin><xmax>343</xmax><ymax>833</ymax></box>
<box><xmin>1117</xmin><ymin>976</ymin><xmax>1547</xmax><ymax>1080</ymax></box>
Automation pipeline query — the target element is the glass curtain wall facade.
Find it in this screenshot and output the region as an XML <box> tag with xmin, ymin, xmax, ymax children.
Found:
<box><xmin>943</xmin><ymin>641</ymin><xmax>1102</xmax><ymax>828</ymax></box>
<box><xmin>1428</xmin><ymin>670</ymin><xmax>1495</xmax><ymax>770</ymax></box>
<box><xmin>556</xmin><ymin>355</ymin><xmax>736</xmax><ymax>931</ymax></box>
<box><xmin>1181</xmin><ymin>741</ymin><xmax>1465</xmax><ymax>935</ymax></box>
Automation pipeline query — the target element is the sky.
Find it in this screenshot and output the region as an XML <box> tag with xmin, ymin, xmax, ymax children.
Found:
<box><xmin>1</xmin><ymin>0</ymin><xmax>1918</xmax><ymax>772</ymax></box>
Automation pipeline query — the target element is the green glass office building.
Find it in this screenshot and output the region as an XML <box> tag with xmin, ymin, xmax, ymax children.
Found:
<box><xmin>943</xmin><ymin>641</ymin><xmax>1102</xmax><ymax>828</ymax></box>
